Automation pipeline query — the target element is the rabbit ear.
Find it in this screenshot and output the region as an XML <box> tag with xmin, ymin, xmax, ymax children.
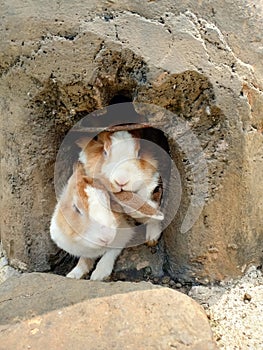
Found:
<box><xmin>72</xmin><ymin>161</ymin><xmax>78</xmax><ymax>172</ymax></box>
<box><xmin>131</xmin><ymin>136</ymin><xmax>140</xmax><ymax>158</ymax></box>
<box><xmin>148</xmin><ymin>210</ymin><xmax>164</xmax><ymax>221</ymax></box>
<box><xmin>129</xmin><ymin>207</ymin><xmax>164</xmax><ymax>221</ymax></box>
<box><xmin>129</xmin><ymin>130</ymin><xmax>141</xmax><ymax>157</ymax></box>
<box><xmin>76</xmin><ymin>137</ymin><xmax>92</xmax><ymax>150</ymax></box>
<box><xmin>82</xmin><ymin>176</ymin><xmax>93</xmax><ymax>186</ymax></box>
<box><xmin>80</xmin><ymin>176</ymin><xmax>106</xmax><ymax>193</ymax></box>
<box><xmin>74</xmin><ymin>174</ymin><xmax>90</xmax><ymax>211</ymax></box>
<box><xmin>98</xmin><ymin>132</ymin><xmax>112</xmax><ymax>153</ymax></box>
<box><xmin>73</xmin><ymin>160</ymin><xmax>84</xmax><ymax>173</ymax></box>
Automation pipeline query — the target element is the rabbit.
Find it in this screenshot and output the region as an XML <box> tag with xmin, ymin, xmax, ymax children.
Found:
<box><xmin>76</xmin><ymin>130</ymin><xmax>164</xmax><ymax>245</ymax></box>
<box><xmin>50</xmin><ymin>161</ymin><xmax>136</xmax><ymax>280</ymax></box>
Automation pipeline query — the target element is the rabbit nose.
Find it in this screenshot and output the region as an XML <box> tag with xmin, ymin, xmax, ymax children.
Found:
<box><xmin>99</xmin><ymin>226</ymin><xmax>116</xmax><ymax>246</ymax></box>
<box><xmin>114</xmin><ymin>179</ymin><xmax>129</xmax><ymax>187</ymax></box>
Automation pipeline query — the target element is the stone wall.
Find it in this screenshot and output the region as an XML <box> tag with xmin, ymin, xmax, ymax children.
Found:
<box><xmin>0</xmin><ymin>0</ymin><xmax>262</xmax><ymax>282</ymax></box>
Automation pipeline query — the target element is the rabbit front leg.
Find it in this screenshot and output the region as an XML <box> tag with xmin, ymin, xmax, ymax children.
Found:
<box><xmin>67</xmin><ymin>257</ymin><xmax>95</xmax><ymax>279</ymax></box>
<box><xmin>146</xmin><ymin>220</ymin><xmax>162</xmax><ymax>247</ymax></box>
<box><xmin>90</xmin><ymin>248</ymin><xmax>122</xmax><ymax>281</ymax></box>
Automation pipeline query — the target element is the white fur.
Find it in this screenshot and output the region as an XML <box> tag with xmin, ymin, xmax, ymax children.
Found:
<box><xmin>145</xmin><ymin>221</ymin><xmax>162</xmax><ymax>243</ymax></box>
<box><xmin>90</xmin><ymin>248</ymin><xmax>122</xmax><ymax>281</ymax></box>
<box><xmin>75</xmin><ymin>130</ymin><xmax>164</xmax><ymax>248</ymax></box>
<box><xmin>50</xmin><ymin>167</ymin><xmax>135</xmax><ymax>280</ymax></box>
<box><xmin>100</xmin><ymin>131</ymin><xmax>160</xmax><ymax>196</ymax></box>
<box><xmin>50</xmin><ymin>205</ymin><xmax>108</xmax><ymax>257</ymax></box>
<box><xmin>66</xmin><ymin>257</ymin><xmax>94</xmax><ymax>279</ymax></box>
<box><xmin>100</xmin><ymin>131</ymin><xmax>163</xmax><ymax>243</ymax></box>
<box><xmin>79</xmin><ymin>150</ymin><xmax>88</xmax><ymax>165</ymax></box>
<box><xmin>85</xmin><ymin>187</ymin><xmax>117</xmax><ymax>229</ymax></box>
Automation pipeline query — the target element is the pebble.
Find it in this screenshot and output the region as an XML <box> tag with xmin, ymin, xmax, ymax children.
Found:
<box><xmin>150</xmin><ymin>247</ymin><xmax>157</xmax><ymax>254</ymax></box>
<box><xmin>118</xmin><ymin>272</ymin><xmax>127</xmax><ymax>281</ymax></box>
<box><xmin>161</xmin><ymin>276</ymin><xmax>171</xmax><ymax>284</ymax></box>
<box><xmin>169</xmin><ymin>280</ymin><xmax>176</xmax><ymax>287</ymax></box>
<box><xmin>0</xmin><ymin>256</ymin><xmax>8</xmax><ymax>269</ymax></box>
<box><xmin>207</xmin><ymin>266</ymin><xmax>263</xmax><ymax>349</ymax></box>
<box><xmin>243</xmin><ymin>293</ymin><xmax>252</xmax><ymax>302</ymax></box>
<box><xmin>144</xmin><ymin>266</ymin><xmax>152</xmax><ymax>275</ymax></box>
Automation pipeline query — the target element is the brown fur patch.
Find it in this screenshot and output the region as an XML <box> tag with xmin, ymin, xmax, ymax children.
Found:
<box><xmin>56</xmin><ymin>163</ymin><xmax>92</xmax><ymax>238</ymax></box>
<box><xmin>80</xmin><ymin>138</ymin><xmax>104</xmax><ymax>178</ymax></box>
<box><xmin>97</xmin><ymin>131</ymin><xmax>113</xmax><ymax>153</ymax></box>
<box><xmin>129</xmin><ymin>130</ymin><xmax>141</xmax><ymax>155</ymax></box>
<box><xmin>76</xmin><ymin>179</ymin><xmax>89</xmax><ymax>211</ymax></box>
<box><xmin>139</xmin><ymin>152</ymin><xmax>158</xmax><ymax>175</ymax></box>
<box><xmin>75</xmin><ymin>137</ymin><xmax>92</xmax><ymax>150</ymax></box>
<box><xmin>113</xmin><ymin>191</ymin><xmax>159</xmax><ymax>216</ymax></box>
<box><xmin>56</xmin><ymin>207</ymin><xmax>74</xmax><ymax>237</ymax></box>
<box><xmin>74</xmin><ymin>162</ymin><xmax>91</xmax><ymax>211</ymax></box>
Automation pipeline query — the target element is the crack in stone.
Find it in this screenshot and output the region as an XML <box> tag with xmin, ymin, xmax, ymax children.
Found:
<box><xmin>2</xmin><ymin>9</ymin><xmax>254</xmax><ymax>89</ymax></box>
<box><xmin>114</xmin><ymin>23</ymin><xmax>120</xmax><ymax>41</ymax></box>
<box><xmin>93</xmin><ymin>41</ymin><xmax>105</xmax><ymax>61</ymax></box>
<box><xmin>0</xmin><ymin>298</ymin><xmax>13</xmax><ymax>305</ymax></box>
<box><xmin>250</xmin><ymin>82</ymin><xmax>263</xmax><ymax>95</ymax></box>
<box><xmin>120</xmin><ymin>10</ymin><xmax>166</xmax><ymax>26</ymax></box>
<box><xmin>180</xmin><ymin>10</ymin><xmax>256</xmax><ymax>86</ymax></box>
<box><xmin>0</xmin><ymin>29</ymin><xmax>82</xmax><ymax>78</ymax></box>
<box><xmin>0</xmin><ymin>285</ymin><xmax>54</xmax><ymax>305</ymax></box>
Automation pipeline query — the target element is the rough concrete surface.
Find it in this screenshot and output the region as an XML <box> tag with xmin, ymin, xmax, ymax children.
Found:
<box><xmin>1</xmin><ymin>265</ymin><xmax>263</xmax><ymax>349</ymax></box>
<box><xmin>0</xmin><ymin>272</ymin><xmax>161</xmax><ymax>325</ymax></box>
<box><xmin>0</xmin><ymin>0</ymin><xmax>262</xmax><ymax>283</ymax></box>
<box><xmin>0</xmin><ymin>244</ymin><xmax>20</xmax><ymax>284</ymax></box>
<box><xmin>0</xmin><ymin>273</ymin><xmax>217</xmax><ymax>350</ymax></box>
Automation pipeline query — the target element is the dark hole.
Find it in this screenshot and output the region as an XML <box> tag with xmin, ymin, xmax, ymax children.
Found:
<box><xmin>109</xmin><ymin>95</ymin><xmax>132</xmax><ymax>104</ymax></box>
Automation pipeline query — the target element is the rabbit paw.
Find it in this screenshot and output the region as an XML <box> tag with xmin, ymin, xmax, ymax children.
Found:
<box><xmin>146</xmin><ymin>239</ymin><xmax>159</xmax><ymax>247</ymax></box>
<box><xmin>66</xmin><ymin>268</ymin><xmax>84</xmax><ymax>279</ymax></box>
<box><xmin>146</xmin><ymin>222</ymin><xmax>162</xmax><ymax>244</ymax></box>
<box><xmin>90</xmin><ymin>266</ymin><xmax>112</xmax><ymax>281</ymax></box>
<box><xmin>66</xmin><ymin>257</ymin><xmax>93</xmax><ymax>279</ymax></box>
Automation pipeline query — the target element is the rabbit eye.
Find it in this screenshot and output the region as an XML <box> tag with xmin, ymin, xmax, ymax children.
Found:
<box><xmin>103</xmin><ymin>149</ymin><xmax>108</xmax><ymax>157</ymax></box>
<box><xmin>73</xmin><ymin>203</ymin><xmax>82</xmax><ymax>215</ymax></box>
<box><xmin>153</xmin><ymin>185</ymin><xmax>160</xmax><ymax>194</ymax></box>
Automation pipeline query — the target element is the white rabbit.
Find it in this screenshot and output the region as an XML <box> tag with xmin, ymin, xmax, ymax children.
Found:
<box><xmin>50</xmin><ymin>162</ymin><xmax>135</xmax><ymax>280</ymax></box>
<box><xmin>76</xmin><ymin>130</ymin><xmax>163</xmax><ymax>245</ymax></box>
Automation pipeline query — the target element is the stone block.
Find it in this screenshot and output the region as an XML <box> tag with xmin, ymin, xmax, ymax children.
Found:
<box><xmin>0</xmin><ymin>273</ymin><xmax>217</xmax><ymax>350</ymax></box>
<box><xmin>0</xmin><ymin>1</ymin><xmax>262</xmax><ymax>282</ymax></box>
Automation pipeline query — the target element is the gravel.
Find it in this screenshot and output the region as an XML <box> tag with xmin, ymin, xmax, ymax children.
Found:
<box><xmin>189</xmin><ymin>266</ymin><xmax>263</xmax><ymax>349</ymax></box>
<box><xmin>0</xmin><ymin>245</ymin><xmax>20</xmax><ymax>284</ymax></box>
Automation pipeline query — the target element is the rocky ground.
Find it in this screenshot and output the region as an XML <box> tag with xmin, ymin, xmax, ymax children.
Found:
<box><xmin>1</xmin><ymin>244</ymin><xmax>262</xmax><ymax>349</ymax></box>
<box><xmin>0</xmin><ymin>245</ymin><xmax>20</xmax><ymax>283</ymax></box>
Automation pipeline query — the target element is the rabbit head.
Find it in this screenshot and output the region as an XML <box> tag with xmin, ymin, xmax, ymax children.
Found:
<box><xmin>77</xmin><ymin>131</ymin><xmax>160</xmax><ymax>198</ymax></box>
<box><xmin>51</xmin><ymin>162</ymin><xmax>118</xmax><ymax>251</ymax></box>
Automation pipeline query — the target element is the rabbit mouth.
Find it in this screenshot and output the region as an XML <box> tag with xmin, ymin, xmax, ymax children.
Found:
<box><xmin>110</xmin><ymin>179</ymin><xmax>143</xmax><ymax>193</ymax></box>
<box><xmin>110</xmin><ymin>185</ymin><xmax>123</xmax><ymax>193</ymax></box>
<box><xmin>112</xmin><ymin>187</ymin><xmax>131</xmax><ymax>194</ymax></box>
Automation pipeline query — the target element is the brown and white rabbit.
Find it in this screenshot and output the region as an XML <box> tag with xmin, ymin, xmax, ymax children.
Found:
<box><xmin>50</xmin><ymin>161</ymin><xmax>136</xmax><ymax>280</ymax></box>
<box><xmin>76</xmin><ymin>130</ymin><xmax>164</xmax><ymax>245</ymax></box>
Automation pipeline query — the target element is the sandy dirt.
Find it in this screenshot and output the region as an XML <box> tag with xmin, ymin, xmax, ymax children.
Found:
<box><xmin>189</xmin><ymin>266</ymin><xmax>263</xmax><ymax>349</ymax></box>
